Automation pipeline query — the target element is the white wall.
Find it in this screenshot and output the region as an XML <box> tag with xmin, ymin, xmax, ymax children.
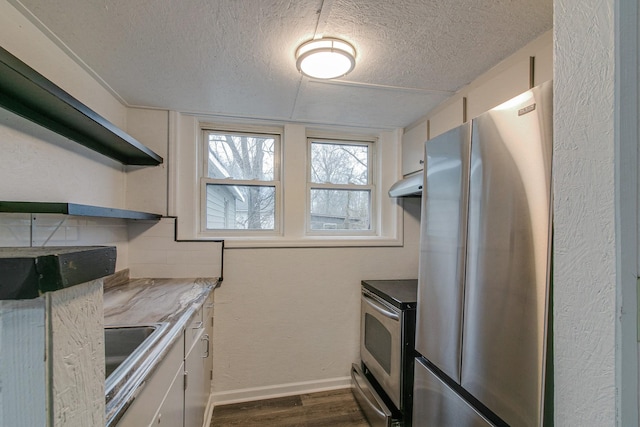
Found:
<box><xmin>0</xmin><ymin>0</ymin><xmax>137</xmax><ymax>271</ymax></box>
<box><xmin>0</xmin><ymin>0</ymin><xmax>420</xmax><ymax>404</ymax></box>
<box><xmin>211</xmin><ymin>197</ymin><xmax>421</xmax><ymax>403</ymax></box>
<box><xmin>554</xmin><ymin>0</ymin><xmax>616</xmax><ymax>423</ymax></box>
<box><xmin>5</xmin><ymin>0</ymin><xmax>636</xmax><ymax>421</ymax></box>
<box><xmin>125</xmin><ymin>108</ymin><xmax>170</xmax><ymax>216</ymax></box>
<box><xmin>554</xmin><ymin>0</ymin><xmax>638</xmax><ymax>425</ymax></box>
<box><xmin>0</xmin><ymin>0</ymin><xmax>128</xmax><ymax>211</ymax></box>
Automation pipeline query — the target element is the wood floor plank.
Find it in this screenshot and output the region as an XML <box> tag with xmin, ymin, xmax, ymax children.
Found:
<box><xmin>210</xmin><ymin>388</ymin><xmax>369</xmax><ymax>426</ymax></box>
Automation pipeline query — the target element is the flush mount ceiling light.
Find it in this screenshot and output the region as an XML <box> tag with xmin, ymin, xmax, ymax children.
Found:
<box><xmin>295</xmin><ymin>38</ymin><xmax>356</xmax><ymax>79</ymax></box>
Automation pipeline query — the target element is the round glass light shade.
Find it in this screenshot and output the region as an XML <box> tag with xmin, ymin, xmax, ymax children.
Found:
<box><xmin>295</xmin><ymin>38</ymin><xmax>356</xmax><ymax>79</ymax></box>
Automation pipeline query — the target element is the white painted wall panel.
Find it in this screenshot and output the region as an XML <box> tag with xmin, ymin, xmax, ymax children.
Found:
<box><xmin>466</xmin><ymin>57</ymin><xmax>531</xmax><ymax>119</ymax></box>
<box><xmin>0</xmin><ymin>299</ymin><xmax>47</xmax><ymax>427</ymax></box>
<box><xmin>125</xmin><ymin>108</ymin><xmax>169</xmax><ymax>216</ymax></box>
<box><xmin>0</xmin><ymin>0</ymin><xmax>126</xmax><ymax>128</ymax></box>
<box><xmin>553</xmin><ymin>0</ymin><xmax>617</xmax><ymax>424</ymax></box>
<box><xmin>0</xmin><ymin>109</ymin><xmax>126</xmax><ymax>208</ymax></box>
<box><xmin>0</xmin><ymin>0</ymin><xmax>132</xmax><ymax>213</ymax></box>
<box><xmin>211</xmin><ymin>197</ymin><xmax>421</xmax><ymax>403</ymax></box>
<box><xmin>429</xmin><ymin>98</ymin><xmax>465</xmax><ymax>139</ymax></box>
<box><xmin>0</xmin><ymin>280</ymin><xmax>104</xmax><ymax>427</ymax></box>
<box><xmin>48</xmin><ymin>280</ymin><xmax>105</xmax><ymax>427</ymax></box>
<box><xmin>127</xmin><ymin>217</ymin><xmax>223</xmax><ymax>278</ymax></box>
<box><xmin>0</xmin><ymin>214</ymin><xmax>130</xmax><ymax>272</ymax></box>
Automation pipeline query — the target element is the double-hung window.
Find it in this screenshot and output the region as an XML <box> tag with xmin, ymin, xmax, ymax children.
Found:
<box><xmin>201</xmin><ymin>129</ymin><xmax>281</xmax><ymax>234</ymax></box>
<box><xmin>307</xmin><ymin>138</ymin><xmax>375</xmax><ymax>234</ymax></box>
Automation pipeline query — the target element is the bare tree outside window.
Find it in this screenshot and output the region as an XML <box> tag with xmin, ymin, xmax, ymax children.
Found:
<box><xmin>309</xmin><ymin>140</ymin><xmax>373</xmax><ymax>231</ymax></box>
<box><xmin>204</xmin><ymin>131</ymin><xmax>278</xmax><ymax>230</ymax></box>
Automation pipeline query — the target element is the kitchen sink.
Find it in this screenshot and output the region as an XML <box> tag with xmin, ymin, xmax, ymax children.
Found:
<box><xmin>104</xmin><ymin>323</ymin><xmax>168</xmax><ymax>385</ymax></box>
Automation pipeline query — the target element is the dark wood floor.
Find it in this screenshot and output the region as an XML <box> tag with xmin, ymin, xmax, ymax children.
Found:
<box><xmin>209</xmin><ymin>388</ymin><xmax>369</xmax><ymax>426</ymax></box>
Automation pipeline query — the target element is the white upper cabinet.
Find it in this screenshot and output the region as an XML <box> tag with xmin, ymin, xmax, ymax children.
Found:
<box><xmin>429</xmin><ymin>98</ymin><xmax>466</xmax><ymax>140</ymax></box>
<box><xmin>400</xmin><ymin>30</ymin><xmax>551</xmax><ymax>179</ymax></box>
<box><xmin>466</xmin><ymin>57</ymin><xmax>531</xmax><ymax>120</ymax></box>
<box><xmin>401</xmin><ymin>119</ymin><xmax>428</xmax><ymax>176</ymax></box>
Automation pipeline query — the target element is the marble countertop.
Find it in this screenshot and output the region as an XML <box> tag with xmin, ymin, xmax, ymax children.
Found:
<box><xmin>103</xmin><ymin>274</ymin><xmax>219</xmax><ymax>426</ymax></box>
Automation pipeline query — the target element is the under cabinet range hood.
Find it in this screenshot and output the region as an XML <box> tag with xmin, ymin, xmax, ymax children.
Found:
<box><xmin>388</xmin><ymin>172</ymin><xmax>424</xmax><ymax>197</ymax></box>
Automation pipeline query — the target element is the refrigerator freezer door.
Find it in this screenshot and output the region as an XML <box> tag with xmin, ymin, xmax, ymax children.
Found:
<box><xmin>415</xmin><ymin>122</ymin><xmax>471</xmax><ymax>383</ymax></box>
<box><xmin>461</xmin><ymin>81</ymin><xmax>553</xmax><ymax>426</ymax></box>
<box><xmin>413</xmin><ymin>358</ymin><xmax>494</xmax><ymax>427</ymax></box>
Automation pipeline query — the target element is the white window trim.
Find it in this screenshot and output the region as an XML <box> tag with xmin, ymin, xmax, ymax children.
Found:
<box><xmin>170</xmin><ymin>112</ymin><xmax>405</xmax><ymax>248</ymax></box>
<box><xmin>306</xmin><ymin>137</ymin><xmax>376</xmax><ymax>236</ymax></box>
<box><xmin>199</xmin><ymin>126</ymin><xmax>283</xmax><ymax>237</ymax></box>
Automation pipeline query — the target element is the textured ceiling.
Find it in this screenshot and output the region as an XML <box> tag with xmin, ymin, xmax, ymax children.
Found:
<box><xmin>11</xmin><ymin>0</ymin><xmax>552</xmax><ymax>129</ymax></box>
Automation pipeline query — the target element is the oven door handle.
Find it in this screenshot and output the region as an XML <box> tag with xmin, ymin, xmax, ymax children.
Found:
<box><xmin>363</xmin><ymin>293</ymin><xmax>400</xmax><ymax>321</ymax></box>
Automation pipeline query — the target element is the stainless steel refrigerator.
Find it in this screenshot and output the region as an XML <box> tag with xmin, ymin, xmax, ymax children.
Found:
<box><xmin>413</xmin><ymin>81</ymin><xmax>553</xmax><ymax>427</ymax></box>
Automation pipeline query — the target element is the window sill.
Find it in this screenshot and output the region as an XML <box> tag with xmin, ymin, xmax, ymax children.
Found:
<box><xmin>196</xmin><ymin>235</ymin><xmax>404</xmax><ymax>249</ymax></box>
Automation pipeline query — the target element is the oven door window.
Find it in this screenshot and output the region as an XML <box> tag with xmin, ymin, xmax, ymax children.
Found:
<box><xmin>364</xmin><ymin>313</ymin><xmax>392</xmax><ymax>374</ymax></box>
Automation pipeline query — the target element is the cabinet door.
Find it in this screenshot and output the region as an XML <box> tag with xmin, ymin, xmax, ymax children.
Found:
<box><xmin>402</xmin><ymin>120</ymin><xmax>428</xmax><ymax>175</ymax></box>
<box><xmin>184</xmin><ymin>327</ymin><xmax>207</xmax><ymax>427</ymax></box>
<box><xmin>466</xmin><ymin>57</ymin><xmax>531</xmax><ymax>120</ymax></box>
<box><xmin>118</xmin><ymin>334</ymin><xmax>184</xmax><ymax>427</ymax></box>
<box><xmin>429</xmin><ymin>98</ymin><xmax>465</xmax><ymax>139</ymax></box>
<box><xmin>203</xmin><ymin>293</ymin><xmax>214</xmax><ymax>399</ymax></box>
<box><xmin>151</xmin><ymin>361</ymin><xmax>185</xmax><ymax>427</ymax></box>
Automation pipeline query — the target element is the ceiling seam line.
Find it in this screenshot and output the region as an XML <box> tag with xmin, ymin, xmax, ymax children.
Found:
<box><xmin>314</xmin><ymin>0</ymin><xmax>334</xmax><ymax>39</ymax></box>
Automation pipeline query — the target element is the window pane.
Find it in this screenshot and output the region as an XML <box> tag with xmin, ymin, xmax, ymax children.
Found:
<box><xmin>310</xmin><ymin>189</ymin><xmax>370</xmax><ymax>230</ymax></box>
<box><xmin>310</xmin><ymin>142</ymin><xmax>368</xmax><ymax>185</ymax></box>
<box><xmin>207</xmin><ymin>132</ymin><xmax>275</xmax><ymax>180</ymax></box>
<box><xmin>205</xmin><ymin>184</ymin><xmax>275</xmax><ymax>230</ymax></box>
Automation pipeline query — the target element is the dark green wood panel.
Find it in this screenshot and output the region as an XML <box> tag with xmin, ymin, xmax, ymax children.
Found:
<box><xmin>0</xmin><ymin>46</ymin><xmax>162</xmax><ymax>166</ymax></box>
<box><xmin>0</xmin><ymin>201</ymin><xmax>162</xmax><ymax>220</ymax></box>
<box><xmin>0</xmin><ymin>246</ymin><xmax>116</xmax><ymax>300</ymax></box>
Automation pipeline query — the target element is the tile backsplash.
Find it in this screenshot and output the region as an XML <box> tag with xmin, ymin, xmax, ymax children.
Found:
<box><xmin>0</xmin><ymin>214</ymin><xmax>223</xmax><ymax>279</ymax></box>
<box><xmin>0</xmin><ymin>213</ymin><xmax>128</xmax><ymax>246</ymax></box>
<box><xmin>0</xmin><ymin>212</ymin><xmax>129</xmax><ymax>270</ymax></box>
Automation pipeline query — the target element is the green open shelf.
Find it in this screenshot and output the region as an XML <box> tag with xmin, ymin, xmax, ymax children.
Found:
<box><xmin>0</xmin><ymin>46</ymin><xmax>163</xmax><ymax>166</ymax></box>
<box><xmin>0</xmin><ymin>201</ymin><xmax>162</xmax><ymax>221</ymax></box>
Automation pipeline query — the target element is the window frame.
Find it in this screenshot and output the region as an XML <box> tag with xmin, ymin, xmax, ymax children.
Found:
<box><xmin>306</xmin><ymin>137</ymin><xmax>377</xmax><ymax>236</ymax></box>
<box><xmin>172</xmin><ymin>113</ymin><xmax>403</xmax><ymax>247</ymax></box>
<box><xmin>198</xmin><ymin>125</ymin><xmax>283</xmax><ymax>237</ymax></box>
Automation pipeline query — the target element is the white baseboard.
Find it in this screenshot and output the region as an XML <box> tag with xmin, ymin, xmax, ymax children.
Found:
<box><xmin>202</xmin><ymin>393</ymin><xmax>216</xmax><ymax>427</ymax></box>
<box><xmin>210</xmin><ymin>376</ymin><xmax>352</xmax><ymax>407</ymax></box>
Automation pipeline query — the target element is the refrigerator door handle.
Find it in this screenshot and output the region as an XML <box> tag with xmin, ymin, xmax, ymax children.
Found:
<box><xmin>363</xmin><ymin>293</ymin><xmax>400</xmax><ymax>321</ymax></box>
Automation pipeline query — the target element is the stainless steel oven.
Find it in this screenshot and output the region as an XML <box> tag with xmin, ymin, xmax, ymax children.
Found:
<box><xmin>353</xmin><ymin>280</ymin><xmax>417</xmax><ymax>427</ymax></box>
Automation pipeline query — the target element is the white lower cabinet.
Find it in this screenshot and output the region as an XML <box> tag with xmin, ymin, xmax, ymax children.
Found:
<box><xmin>185</xmin><ymin>292</ymin><xmax>214</xmax><ymax>427</ymax></box>
<box><xmin>118</xmin><ymin>334</ymin><xmax>184</xmax><ymax>426</ymax></box>
<box><xmin>184</xmin><ymin>327</ymin><xmax>207</xmax><ymax>426</ymax></box>
<box><xmin>118</xmin><ymin>292</ymin><xmax>214</xmax><ymax>427</ymax></box>
<box><xmin>151</xmin><ymin>359</ymin><xmax>185</xmax><ymax>426</ymax></box>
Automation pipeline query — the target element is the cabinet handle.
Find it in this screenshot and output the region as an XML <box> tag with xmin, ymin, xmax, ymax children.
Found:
<box><xmin>201</xmin><ymin>333</ymin><xmax>210</xmax><ymax>358</ymax></box>
<box><xmin>419</xmin><ymin>159</ymin><xmax>424</xmax><ymax>164</ymax></box>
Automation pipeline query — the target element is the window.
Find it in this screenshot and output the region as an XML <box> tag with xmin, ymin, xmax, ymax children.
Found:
<box><xmin>308</xmin><ymin>138</ymin><xmax>374</xmax><ymax>234</ymax></box>
<box><xmin>176</xmin><ymin>114</ymin><xmax>401</xmax><ymax>246</ymax></box>
<box><xmin>201</xmin><ymin>129</ymin><xmax>281</xmax><ymax>233</ymax></box>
